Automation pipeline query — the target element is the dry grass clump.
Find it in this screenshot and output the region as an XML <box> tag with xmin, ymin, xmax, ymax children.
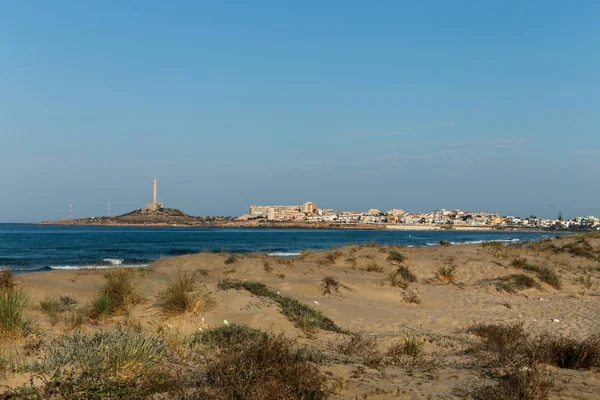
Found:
<box><xmin>387</xmin><ymin>250</ymin><xmax>406</xmax><ymax>263</ymax></box>
<box><xmin>218</xmin><ymin>280</ymin><xmax>343</xmax><ymax>333</ymax></box>
<box><xmin>463</xmin><ymin>322</ymin><xmax>554</xmax><ymax>399</ymax></box>
<box><xmin>0</xmin><ymin>269</ymin><xmax>14</xmax><ymax>290</ymax></box>
<box><xmin>263</xmin><ymin>261</ymin><xmax>273</xmax><ymax>272</ymax></box>
<box><xmin>436</xmin><ymin>266</ymin><xmax>456</xmax><ymax>283</ymax></box>
<box><xmin>387</xmin><ymin>271</ymin><xmax>409</xmax><ymax>289</ymax></box>
<box><xmin>396</xmin><ymin>265</ymin><xmax>417</xmax><ymax>282</ymax></box>
<box><xmin>330</xmin><ymin>332</ymin><xmax>384</xmax><ymax>368</ymax></box>
<box><xmin>467</xmin><ymin>322</ymin><xmax>600</xmax><ymax>370</ymax></box>
<box><xmin>195</xmin><ymin>324</ymin><xmax>329</xmax><ymax>400</ymax></box>
<box><xmin>345</xmin><ymin>256</ymin><xmax>357</xmax><ymax>268</ymax></box>
<box><xmin>536</xmin><ymin>266</ymin><xmax>562</xmax><ymax>290</ymax></box>
<box><xmin>156</xmin><ymin>268</ymin><xmax>217</xmax><ymax>316</ymax></box>
<box><xmin>364</xmin><ymin>262</ymin><xmax>384</xmax><ymax>273</ymax></box>
<box><xmin>493</xmin><ymin>274</ymin><xmax>540</xmax><ymax>293</ymax></box>
<box><xmin>402</xmin><ymin>289</ymin><xmax>422</xmax><ymax>304</ymax></box>
<box><xmin>321</xmin><ymin>276</ymin><xmax>340</xmax><ymax>295</ymax></box>
<box><xmin>90</xmin><ymin>268</ymin><xmax>142</xmax><ymax>319</ymax></box>
<box><xmin>439</xmin><ymin>240</ymin><xmax>451</xmax><ymax>247</ymax></box>
<box><xmin>40</xmin><ymin>294</ymin><xmax>77</xmax><ymax>325</ymax></box>
<box><xmin>275</xmin><ymin>257</ymin><xmax>293</xmax><ymax>266</ymax></box>
<box><xmin>319</xmin><ymin>251</ymin><xmax>342</xmax><ymax>266</ymax></box>
<box><xmin>387</xmin><ymin>265</ymin><xmax>417</xmax><ymax>289</ymax></box>
<box><xmin>511</xmin><ymin>259</ymin><xmax>562</xmax><ymax>290</ymax></box>
<box><xmin>463</xmin><ymin>361</ymin><xmax>552</xmax><ymax>400</ymax></box>
<box><xmin>224</xmin><ymin>254</ymin><xmax>239</xmax><ymax>265</ymax></box>
<box><xmin>539</xmin><ymin>334</ymin><xmax>600</xmax><ymax>369</ymax></box>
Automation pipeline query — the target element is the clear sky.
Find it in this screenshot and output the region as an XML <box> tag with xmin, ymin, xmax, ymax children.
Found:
<box><xmin>1</xmin><ymin>1</ymin><xmax>599</xmax><ymax>222</ymax></box>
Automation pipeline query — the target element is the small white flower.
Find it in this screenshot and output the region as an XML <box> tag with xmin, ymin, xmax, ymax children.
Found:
<box><xmin>223</xmin><ymin>320</ymin><xmax>229</xmax><ymax>325</ymax></box>
<box><xmin>277</xmin><ymin>291</ymin><xmax>280</xmax><ymax>295</ymax></box>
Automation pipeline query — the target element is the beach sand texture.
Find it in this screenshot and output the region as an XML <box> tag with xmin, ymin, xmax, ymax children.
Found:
<box><xmin>2</xmin><ymin>234</ymin><xmax>599</xmax><ymax>399</ymax></box>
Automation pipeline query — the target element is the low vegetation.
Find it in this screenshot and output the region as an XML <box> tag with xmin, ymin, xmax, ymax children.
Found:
<box><xmin>40</xmin><ymin>294</ymin><xmax>77</xmax><ymax>325</ymax></box>
<box><xmin>387</xmin><ymin>265</ymin><xmax>417</xmax><ymax>288</ymax></box>
<box><xmin>200</xmin><ymin>325</ymin><xmax>329</xmax><ymax>399</ymax></box>
<box><xmin>402</xmin><ymin>289</ymin><xmax>422</xmax><ymax>304</ymax></box>
<box><xmin>218</xmin><ymin>280</ymin><xmax>344</xmax><ymax>333</ymax></box>
<box><xmin>364</xmin><ymin>262</ymin><xmax>384</xmax><ymax>273</ymax></box>
<box><xmin>156</xmin><ymin>268</ymin><xmax>217</xmax><ymax>316</ymax></box>
<box><xmin>321</xmin><ymin>276</ymin><xmax>341</xmax><ymax>295</ymax></box>
<box><xmin>511</xmin><ymin>258</ymin><xmax>562</xmax><ymax>289</ymax></box>
<box><xmin>436</xmin><ymin>266</ymin><xmax>456</xmax><ymax>283</ymax></box>
<box><xmin>320</xmin><ymin>251</ymin><xmax>342</xmax><ymax>266</ymax></box>
<box><xmin>89</xmin><ymin>268</ymin><xmax>142</xmax><ymax>319</ymax></box>
<box><xmin>330</xmin><ymin>332</ymin><xmax>384</xmax><ymax>368</ymax></box>
<box><xmin>0</xmin><ymin>286</ymin><xmax>30</xmax><ymax>339</ymax></box>
<box><xmin>467</xmin><ymin>321</ymin><xmax>600</xmax><ymax>370</ymax></box>
<box><xmin>224</xmin><ymin>254</ymin><xmax>239</xmax><ymax>265</ymax></box>
<box><xmin>0</xmin><ymin>269</ymin><xmax>14</xmax><ymax>290</ymax></box>
<box><xmin>388</xmin><ymin>335</ymin><xmax>426</xmax><ymax>359</ymax></box>
<box><xmin>387</xmin><ymin>250</ymin><xmax>406</xmax><ymax>263</ymax></box>
<box><xmin>493</xmin><ymin>274</ymin><xmax>540</xmax><ymax>293</ymax></box>
<box><xmin>439</xmin><ymin>240</ymin><xmax>451</xmax><ymax>247</ymax></box>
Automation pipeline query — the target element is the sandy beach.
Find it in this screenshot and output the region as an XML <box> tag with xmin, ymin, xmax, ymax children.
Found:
<box><xmin>1</xmin><ymin>233</ymin><xmax>599</xmax><ymax>398</ymax></box>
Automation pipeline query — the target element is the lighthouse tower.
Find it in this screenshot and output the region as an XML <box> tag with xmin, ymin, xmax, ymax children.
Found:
<box><xmin>145</xmin><ymin>178</ymin><xmax>164</xmax><ymax>211</ymax></box>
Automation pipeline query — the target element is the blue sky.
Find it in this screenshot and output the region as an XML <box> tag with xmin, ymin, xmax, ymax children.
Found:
<box><xmin>1</xmin><ymin>1</ymin><xmax>599</xmax><ymax>222</ymax></box>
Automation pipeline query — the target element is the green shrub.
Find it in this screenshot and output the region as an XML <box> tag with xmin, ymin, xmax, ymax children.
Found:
<box><xmin>156</xmin><ymin>268</ymin><xmax>217</xmax><ymax>316</ymax></box>
<box><xmin>40</xmin><ymin>329</ymin><xmax>166</xmax><ymax>380</ymax></box>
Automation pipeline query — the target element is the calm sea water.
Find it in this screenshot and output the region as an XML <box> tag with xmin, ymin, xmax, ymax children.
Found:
<box><xmin>0</xmin><ymin>224</ymin><xmax>561</xmax><ymax>273</ymax></box>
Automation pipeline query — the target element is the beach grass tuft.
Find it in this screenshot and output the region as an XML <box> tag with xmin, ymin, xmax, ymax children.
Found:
<box><xmin>89</xmin><ymin>268</ymin><xmax>142</xmax><ymax>318</ymax></box>
<box><xmin>156</xmin><ymin>268</ymin><xmax>217</xmax><ymax>316</ymax></box>
<box><xmin>0</xmin><ymin>287</ymin><xmax>31</xmax><ymax>339</ymax></box>
<box><xmin>436</xmin><ymin>266</ymin><xmax>456</xmax><ymax>283</ymax></box>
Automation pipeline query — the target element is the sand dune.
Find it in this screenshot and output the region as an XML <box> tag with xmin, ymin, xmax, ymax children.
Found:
<box><xmin>2</xmin><ymin>234</ymin><xmax>600</xmax><ymax>398</ymax></box>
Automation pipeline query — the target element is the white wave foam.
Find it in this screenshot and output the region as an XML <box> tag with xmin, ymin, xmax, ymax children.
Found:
<box><xmin>49</xmin><ymin>264</ymin><xmax>148</xmax><ymax>270</ymax></box>
<box><xmin>268</xmin><ymin>252</ymin><xmax>301</xmax><ymax>257</ymax></box>
<box><xmin>103</xmin><ymin>258</ymin><xmax>123</xmax><ymax>265</ymax></box>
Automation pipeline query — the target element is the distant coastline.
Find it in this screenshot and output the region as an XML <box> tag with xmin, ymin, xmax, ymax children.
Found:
<box><xmin>40</xmin><ymin>218</ymin><xmax>557</xmax><ymax>233</ymax></box>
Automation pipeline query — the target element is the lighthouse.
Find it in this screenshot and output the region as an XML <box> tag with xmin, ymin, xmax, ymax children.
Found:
<box><xmin>146</xmin><ymin>178</ymin><xmax>164</xmax><ymax>211</ymax></box>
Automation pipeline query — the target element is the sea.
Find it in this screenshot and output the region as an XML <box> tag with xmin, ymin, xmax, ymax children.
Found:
<box><xmin>0</xmin><ymin>223</ymin><xmax>565</xmax><ymax>274</ymax></box>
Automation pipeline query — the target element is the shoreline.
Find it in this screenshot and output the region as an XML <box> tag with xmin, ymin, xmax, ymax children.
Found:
<box><xmin>37</xmin><ymin>220</ymin><xmax>560</xmax><ymax>233</ymax></box>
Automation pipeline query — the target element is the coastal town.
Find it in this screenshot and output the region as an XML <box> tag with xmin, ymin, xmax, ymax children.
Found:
<box><xmin>239</xmin><ymin>201</ymin><xmax>600</xmax><ymax>231</ymax></box>
<box><xmin>45</xmin><ymin>181</ymin><xmax>599</xmax><ymax>231</ymax></box>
